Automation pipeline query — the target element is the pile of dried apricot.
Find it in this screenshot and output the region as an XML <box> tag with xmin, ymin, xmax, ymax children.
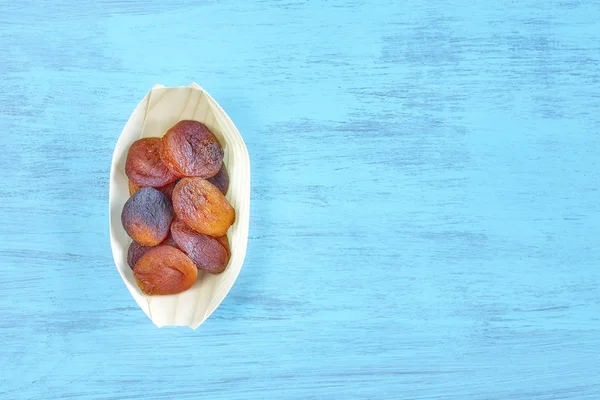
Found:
<box><xmin>121</xmin><ymin>120</ymin><xmax>235</xmax><ymax>295</ymax></box>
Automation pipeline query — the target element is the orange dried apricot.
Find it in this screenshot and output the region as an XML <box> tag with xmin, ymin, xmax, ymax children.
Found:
<box><xmin>171</xmin><ymin>220</ymin><xmax>230</xmax><ymax>274</ymax></box>
<box><xmin>172</xmin><ymin>178</ymin><xmax>235</xmax><ymax>237</ymax></box>
<box><xmin>127</xmin><ymin>231</ymin><xmax>179</xmax><ymax>269</ymax></box>
<box><xmin>128</xmin><ymin>180</ymin><xmax>141</xmax><ymax>196</ymax></box>
<box><xmin>121</xmin><ymin>187</ymin><xmax>173</xmax><ymax>246</ymax></box>
<box><xmin>126</xmin><ymin>138</ymin><xmax>180</xmax><ymax>187</ymax></box>
<box><xmin>133</xmin><ymin>246</ymin><xmax>198</xmax><ymax>295</ymax></box>
<box><xmin>160</xmin><ymin>120</ymin><xmax>223</xmax><ymax>178</ymax></box>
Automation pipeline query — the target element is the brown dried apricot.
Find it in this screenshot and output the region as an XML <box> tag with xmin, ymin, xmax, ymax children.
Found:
<box><xmin>121</xmin><ymin>187</ymin><xmax>173</xmax><ymax>246</ymax></box>
<box><xmin>126</xmin><ymin>138</ymin><xmax>180</xmax><ymax>187</ymax></box>
<box><xmin>171</xmin><ymin>220</ymin><xmax>230</xmax><ymax>274</ymax></box>
<box><xmin>133</xmin><ymin>246</ymin><xmax>198</xmax><ymax>295</ymax></box>
<box><xmin>160</xmin><ymin>120</ymin><xmax>223</xmax><ymax>178</ymax></box>
<box><xmin>172</xmin><ymin>178</ymin><xmax>235</xmax><ymax>237</ymax></box>
<box><xmin>158</xmin><ymin>179</ymin><xmax>178</xmax><ymax>200</ymax></box>
<box><xmin>207</xmin><ymin>163</ymin><xmax>230</xmax><ymax>195</ymax></box>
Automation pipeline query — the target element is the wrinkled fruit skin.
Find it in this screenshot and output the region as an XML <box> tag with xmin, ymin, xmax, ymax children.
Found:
<box><xmin>133</xmin><ymin>246</ymin><xmax>198</xmax><ymax>295</ymax></box>
<box><xmin>207</xmin><ymin>163</ymin><xmax>230</xmax><ymax>195</ymax></box>
<box><xmin>127</xmin><ymin>241</ymin><xmax>153</xmax><ymax>269</ymax></box>
<box><xmin>172</xmin><ymin>178</ymin><xmax>235</xmax><ymax>237</ymax></box>
<box><xmin>128</xmin><ymin>180</ymin><xmax>141</xmax><ymax>196</ymax></box>
<box><xmin>160</xmin><ymin>231</ymin><xmax>178</xmax><ymax>248</ymax></box>
<box><xmin>171</xmin><ymin>220</ymin><xmax>230</xmax><ymax>274</ymax></box>
<box><xmin>128</xmin><ymin>179</ymin><xmax>179</xmax><ymax>201</ymax></box>
<box><xmin>127</xmin><ymin>232</ymin><xmax>179</xmax><ymax>269</ymax></box>
<box><xmin>121</xmin><ymin>187</ymin><xmax>174</xmax><ymax>246</ymax></box>
<box><xmin>126</xmin><ymin>138</ymin><xmax>180</xmax><ymax>187</ymax></box>
<box><xmin>160</xmin><ymin>120</ymin><xmax>224</xmax><ymax>178</ymax></box>
<box><xmin>158</xmin><ymin>180</ymin><xmax>178</xmax><ymax>200</ymax></box>
<box><xmin>216</xmin><ymin>235</ymin><xmax>229</xmax><ymax>250</ymax></box>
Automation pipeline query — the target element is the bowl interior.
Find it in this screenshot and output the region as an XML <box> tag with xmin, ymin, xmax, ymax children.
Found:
<box><xmin>109</xmin><ymin>84</ymin><xmax>250</xmax><ymax>328</ymax></box>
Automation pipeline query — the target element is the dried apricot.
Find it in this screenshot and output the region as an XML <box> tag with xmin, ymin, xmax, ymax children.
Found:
<box><xmin>160</xmin><ymin>230</ymin><xmax>178</xmax><ymax>248</ymax></box>
<box><xmin>121</xmin><ymin>187</ymin><xmax>173</xmax><ymax>246</ymax></box>
<box><xmin>127</xmin><ymin>179</ymin><xmax>179</xmax><ymax>200</ymax></box>
<box><xmin>127</xmin><ymin>241</ymin><xmax>153</xmax><ymax>269</ymax></box>
<box><xmin>160</xmin><ymin>120</ymin><xmax>223</xmax><ymax>178</ymax></box>
<box><xmin>172</xmin><ymin>178</ymin><xmax>235</xmax><ymax>237</ymax></box>
<box><xmin>207</xmin><ymin>163</ymin><xmax>230</xmax><ymax>195</ymax></box>
<box><xmin>171</xmin><ymin>220</ymin><xmax>230</xmax><ymax>274</ymax></box>
<box><xmin>127</xmin><ymin>231</ymin><xmax>179</xmax><ymax>269</ymax></box>
<box><xmin>216</xmin><ymin>235</ymin><xmax>230</xmax><ymax>251</ymax></box>
<box><xmin>133</xmin><ymin>246</ymin><xmax>198</xmax><ymax>295</ymax></box>
<box><xmin>158</xmin><ymin>180</ymin><xmax>178</xmax><ymax>200</ymax></box>
<box><xmin>126</xmin><ymin>138</ymin><xmax>179</xmax><ymax>187</ymax></box>
<box><xmin>128</xmin><ymin>180</ymin><xmax>141</xmax><ymax>196</ymax></box>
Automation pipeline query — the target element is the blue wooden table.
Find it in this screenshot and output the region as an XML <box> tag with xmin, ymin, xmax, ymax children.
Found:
<box><xmin>1</xmin><ymin>1</ymin><xmax>599</xmax><ymax>399</ymax></box>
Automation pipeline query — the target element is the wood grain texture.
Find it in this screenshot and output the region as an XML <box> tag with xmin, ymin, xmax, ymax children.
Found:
<box><xmin>1</xmin><ymin>0</ymin><xmax>599</xmax><ymax>399</ymax></box>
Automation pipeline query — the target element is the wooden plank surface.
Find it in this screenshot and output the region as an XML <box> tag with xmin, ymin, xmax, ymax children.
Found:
<box><xmin>1</xmin><ymin>1</ymin><xmax>599</xmax><ymax>399</ymax></box>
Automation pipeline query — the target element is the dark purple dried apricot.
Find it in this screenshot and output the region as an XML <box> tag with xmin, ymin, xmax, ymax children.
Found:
<box><xmin>172</xmin><ymin>178</ymin><xmax>235</xmax><ymax>237</ymax></box>
<box><xmin>171</xmin><ymin>220</ymin><xmax>230</xmax><ymax>274</ymax></box>
<box><xmin>160</xmin><ymin>120</ymin><xmax>223</xmax><ymax>178</ymax></box>
<box><xmin>133</xmin><ymin>246</ymin><xmax>198</xmax><ymax>295</ymax></box>
<box><xmin>127</xmin><ymin>241</ymin><xmax>153</xmax><ymax>269</ymax></box>
<box><xmin>207</xmin><ymin>163</ymin><xmax>230</xmax><ymax>195</ymax></box>
<box><xmin>121</xmin><ymin>187</ymin><xmax>173</xmax><ymax>246</ymax></box>
<box><xmin>126</xmin><ymin>138</ymin><xmax>180</xmax><ymax>187</ymax></box>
